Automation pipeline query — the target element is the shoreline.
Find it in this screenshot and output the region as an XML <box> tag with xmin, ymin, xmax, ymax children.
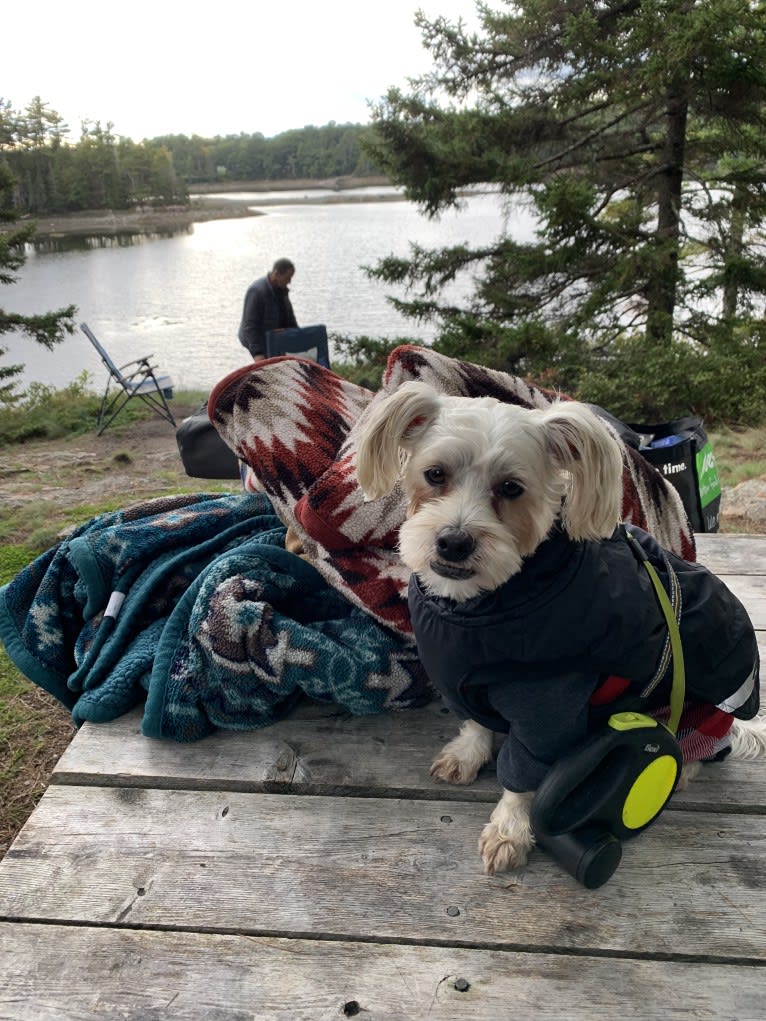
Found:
<box><xmin>19</xmin><ymin>176</ymin><xmax>398</xmax><ymax>239</ymax></box>
<box><xmin>190</xmin><ymin>175</ymin><xmax>391</xmax><ymax>194</ymax></box>
<box><xmin>25</xmin><ymin>200</ymin><xmax>262</xmax><ymax>238</ymax></box>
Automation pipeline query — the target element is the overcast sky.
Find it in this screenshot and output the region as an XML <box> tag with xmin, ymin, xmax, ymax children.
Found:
<box><xmin>4</xmin><ymin>0</ymin><xmax>479</xmax><ymax>141</ymax></box>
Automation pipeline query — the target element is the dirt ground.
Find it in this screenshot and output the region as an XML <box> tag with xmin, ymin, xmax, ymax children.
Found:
<box><xmin>1</xmin><ymin>400</ymin><xmax>233</xmax><ymax>524</ymax></box>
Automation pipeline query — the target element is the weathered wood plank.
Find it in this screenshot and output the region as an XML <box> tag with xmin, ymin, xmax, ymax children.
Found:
<box><xmin>52</xmin><ymin>702</ymin><xmax>766</xmax><ymax>812</ymax></box>
<box><xmin>1</xmin><ymin>786</ymin><xmax>764</xmax><ymax>961</ymax></box>
<box><xmin>1</xmin><ymin>923</ymin><xmax>763</xmax><ymax>1021</ymax></box>
<box><xmin>671</xmin><ymin>534</ymin><xmax>766</xmax><ymax>624</ymax></box>
<box><xmin>695</xmin><ymin>533</ymin><xmax>766</xmax><ymax>575</ymax></box>
<box><xmin>51</xmin><ymin>702</ymin><xmax>500</xmax><ymax>799</ymax></box>
<box><xmin>1</xmin><ymin>531</ymin><xmax>763</xmax><ymax>1021</ymax></box>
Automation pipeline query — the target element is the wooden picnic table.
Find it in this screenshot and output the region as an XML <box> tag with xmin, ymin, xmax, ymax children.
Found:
<box><xmin>0</xmin><ymin>533</ymin><xmax>764</xmax><ymax>1020</ymax></box>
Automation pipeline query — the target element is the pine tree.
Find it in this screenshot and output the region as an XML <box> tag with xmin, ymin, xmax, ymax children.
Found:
<box><xmin>365</xmin><ymin>0</ymin><xmax>766</xmax><ymax>419</ymax></box>
<box><xmin>0</xmin><ymin>102</ymin><xmax>75</xmax><ymax>400</ymax></box>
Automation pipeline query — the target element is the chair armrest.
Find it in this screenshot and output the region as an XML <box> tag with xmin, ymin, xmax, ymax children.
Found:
<box><xmin>117</xmin><ymin>356</ymin><xmax>155</xmax><ymax>372</ymax></box>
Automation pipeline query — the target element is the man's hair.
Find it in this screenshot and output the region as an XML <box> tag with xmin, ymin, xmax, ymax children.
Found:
<box><xmin>272</xmin><ymin>258</ymin><xmax>295</xmax><ymax>275</ymax></box>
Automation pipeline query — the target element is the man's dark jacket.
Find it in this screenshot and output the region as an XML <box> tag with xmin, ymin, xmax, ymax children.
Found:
<box><xmin>409</xmin><ymin>523</ymin><xmax>759</xmax><ymax>793</ymax></box>
<box><xmin>238</xmin><ymin>274</ymin><xmax>297</xmax><ymax>357</ymax></box>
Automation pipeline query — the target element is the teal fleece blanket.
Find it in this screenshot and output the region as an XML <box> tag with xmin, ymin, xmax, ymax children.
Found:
<box><xmin>0</xmin><ymin>492</ymin><xmax>431</xmax><ymax>741</ymax></box>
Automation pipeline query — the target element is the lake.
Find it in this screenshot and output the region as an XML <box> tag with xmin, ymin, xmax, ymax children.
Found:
<box><xmin>3</xmin><ymin>188</ymin><xmax>536</xmax><ymax>394</ymax></box>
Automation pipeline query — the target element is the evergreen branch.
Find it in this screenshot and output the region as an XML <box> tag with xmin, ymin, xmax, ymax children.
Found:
<box><xmin>533</xmin><ymin>100</ymin><xmax>658</xmax><ymax>171</ymax></box>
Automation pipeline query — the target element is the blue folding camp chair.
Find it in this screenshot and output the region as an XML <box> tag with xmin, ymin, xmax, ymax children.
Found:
<box><xmin>81</xmin><ymin>322</ymin><xmax>176</xmax><ymax>435</ymax></box>
<box><xmin>265</xmin><ymin>324</ymin><xmax>330</xmax><ymax>367</ymax></box>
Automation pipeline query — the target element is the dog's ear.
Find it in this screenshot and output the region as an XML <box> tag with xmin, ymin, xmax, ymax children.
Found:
<box><xmin>356</xmin><ymin>381</ymin><xmax>441</xmax><ymax>499</ymax></box>
<box><xmin>539</xmin><ymin>401</ymin><xmax>623</xmax><ymax>540</ymax></box>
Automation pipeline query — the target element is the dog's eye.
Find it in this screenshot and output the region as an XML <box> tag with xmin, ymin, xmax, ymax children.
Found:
<box><xmin>424</xmin><ymin>467</ymin><xmax>447</xmax><ymax>487</ymax></box>
<box><xmin>498</xmin><ymin>479</ymin><xmax>524</xmax><ymax>500</ymax></box>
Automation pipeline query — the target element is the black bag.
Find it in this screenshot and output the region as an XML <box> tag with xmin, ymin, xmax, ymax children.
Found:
<box><xmin>628</xmin><ymin>416</ymin><xmax>721</xmax><ymax>533</ymax></box>
<box><xmin>175</xmin><ymin>402</ymin><xmax>241</xmax><ymax>480</ymax></box>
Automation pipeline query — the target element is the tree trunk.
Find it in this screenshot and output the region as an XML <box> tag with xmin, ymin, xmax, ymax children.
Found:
<box><xmin>646</xmin><ymin>79</ymin><xmax>688</xmax><ymax>344</ymax></box>
<box><xmin>723</xmin><ymin>187</ymin><xmax>746</xmax><ymax>321</ymax></box>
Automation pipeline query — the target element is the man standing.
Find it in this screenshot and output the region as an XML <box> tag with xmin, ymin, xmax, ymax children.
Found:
<box><xmin>238</xmin><ymin>258</ymin><xmax>298</xmax><ymax>360</ymax></box>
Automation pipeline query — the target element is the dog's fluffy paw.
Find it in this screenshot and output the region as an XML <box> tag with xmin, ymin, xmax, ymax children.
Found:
<box><xmin>478</xmin><ymin>791</ymin><xmax>535</xmax><ymax>875</ymax></box>
<box><xmin>479</xmin><ymin>823</ymin><xmax>531</xmax><ymax>874</ymax></box>
<box><xmin>430</xmin><ymin>720</ymin><xmax>494</xmax><ymax>786</ymax></box>
<box><xmin>675</xmin><ymin>760</ymin><xmax>702</xmax><ymax>791</ymax></box>
<box><xmin>430</xmin><ymin>750</ymin><xmax>481</xmax><ymax>785</ymax></box>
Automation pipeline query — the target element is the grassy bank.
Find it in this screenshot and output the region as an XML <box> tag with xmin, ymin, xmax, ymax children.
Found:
<box><xmin>707</xmin><ymin>424</ymin><xmax>766</xmax><ymax>489</ymax></box>
<box><xmin>190</xmin><ymin>175</ymin><xmax>391</xmax><ymax>194</ymax></box>
<box><xmin>0</xmin><ymin>557</ymin><xmax>75</xmax><ymax>857</ymax></box>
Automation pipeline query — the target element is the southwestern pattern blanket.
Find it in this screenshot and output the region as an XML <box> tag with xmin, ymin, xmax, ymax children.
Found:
<box><xmin>0</xmin><ymin>493</ymin><xmax>432</xmax><ymax>740</ymax></box>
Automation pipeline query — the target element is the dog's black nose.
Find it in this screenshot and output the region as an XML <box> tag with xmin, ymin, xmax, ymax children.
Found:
<box><xmin>436</xmin><ymin>527</ymin><xmax>476</xmax><ymax>563</ymax></box>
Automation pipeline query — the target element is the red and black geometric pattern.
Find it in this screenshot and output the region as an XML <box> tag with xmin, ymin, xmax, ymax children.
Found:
<box><xmin>209</xmin><ymin>345</ymin><xmax>695</xmax><ymax>638</ymax></box>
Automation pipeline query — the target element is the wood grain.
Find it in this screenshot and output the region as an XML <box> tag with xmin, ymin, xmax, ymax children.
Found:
<box><xmin>52</xmin><ymin>703</ymin><xmax>766</xmax><ymax>812</ymax></box>
<box><xmin>1</xmin><ymin>923</ymin><xmax>763</xmax><ymax>1021</ymax></box>
<box><xmin>696</xmin><ymin>533</ymin><xmax>766</xmax><ymax>575</ymax></box>
<box><xmin>1</xmin><ymin>786</ymin><xmax>764</xmax><ymax>961</ymax></box>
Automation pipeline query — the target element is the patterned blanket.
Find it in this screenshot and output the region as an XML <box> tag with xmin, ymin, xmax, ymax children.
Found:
<box><xmin>0</xmin><ymin>493</ymin><xmax>432</xmax><ymax>740</ymax></box>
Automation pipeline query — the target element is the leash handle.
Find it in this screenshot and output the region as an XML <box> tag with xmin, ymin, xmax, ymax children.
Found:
<box><xmin>621</xmin><ymin>526</ymin><xmax>686</xmax><ymax>735</ymax></box>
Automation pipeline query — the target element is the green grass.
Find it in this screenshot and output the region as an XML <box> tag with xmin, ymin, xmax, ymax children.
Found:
<box><xmin>0</xmin><ymin>375</ymin><xmax>105</xmax><ymax>443</ymax></box>
<box><xmin>0</xmin><ymin>381</ymin><xmax>212</xmax><ymax>854</ymax></box>
<box><xmin>0</xmin><ymin>500</ymin><xmax>124</xmax><ymax>549</ymax></box>
<box><xmin>0</xmin><ymin>543</ymin><xmax>77</xmax><ymax>854</ymax></box>
<box><xmin>0</xmin><ymin>488</ymin><xmax>230</xmax><ymax>551</ymax></box>
<box><xmin>0</xmin><ymin>376</ymin><xmax>208</xmax><ymax>445</ymax></box>
<box><xmin>0</xmin><ymin>545</ymin><xmax>40</xmax><ymax>585</ymax></box>
<box><xmin>707</xmin><ymin>424</ymin><xmax>766</xmax><ymax>488</ymax></box>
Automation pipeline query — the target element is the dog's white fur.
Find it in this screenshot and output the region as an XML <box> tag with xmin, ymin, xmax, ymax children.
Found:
<box><xmin>356</xmin><ymin>381</ymin><xmax>766</xmax><ymax>874</ymax></box>
<box><xmin>357</xmin><ymin>381</ymin><xmax>623</xmax><ymax>602</ymax></box>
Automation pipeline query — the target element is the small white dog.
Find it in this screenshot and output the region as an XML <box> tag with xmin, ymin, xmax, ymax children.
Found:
<box><xmin>356</xmin><ymin>381</ymin><xmax>764</xmax><ymax>875</ymax></box>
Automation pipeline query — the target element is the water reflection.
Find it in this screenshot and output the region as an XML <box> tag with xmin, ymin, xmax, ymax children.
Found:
<box><xmin>29</xmin><ymin>228</ymin><xmax>192</xmax><ymax>254</ymax></box>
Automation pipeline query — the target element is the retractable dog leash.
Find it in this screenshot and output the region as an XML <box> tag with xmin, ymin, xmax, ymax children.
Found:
<box><xmin>530</xmin><ymin>526</ymin><xmax>686</xmax><ymax>888</ymax></box>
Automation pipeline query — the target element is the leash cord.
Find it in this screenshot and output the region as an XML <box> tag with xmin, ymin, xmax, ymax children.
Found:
<box><xmin>621</xmin><ymin>526</ymin><xmax>686</xmax><ymax>735</ymax></box>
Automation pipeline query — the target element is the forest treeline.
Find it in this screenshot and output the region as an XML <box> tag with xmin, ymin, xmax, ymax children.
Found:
<box><xmin>0</xmin><ymin>97</ymin><xmax>379</xmax><ymax>216</ymax></box>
